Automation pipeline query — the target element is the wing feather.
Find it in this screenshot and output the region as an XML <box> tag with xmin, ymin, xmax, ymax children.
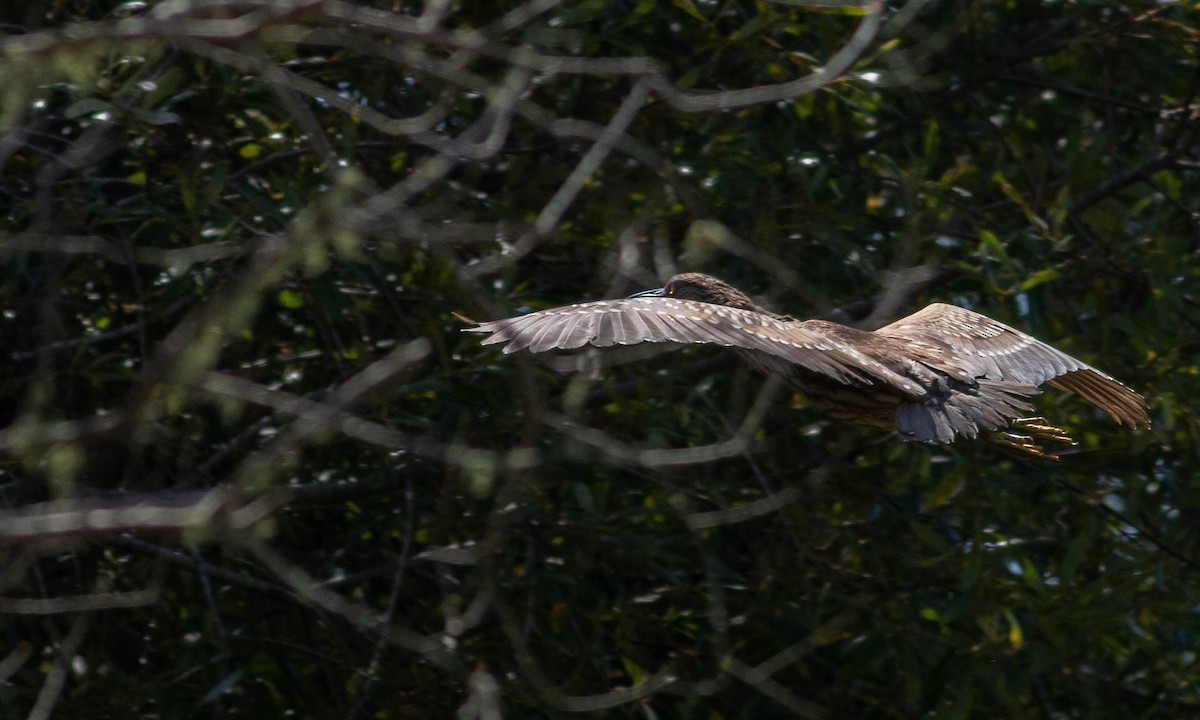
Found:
<box><xmin>528</xmin><ymin>310</ymin><xmax>577</xmax><ymax>352</ymax></box>
<box><xmin>535</xmin><ymin>311</ymin><xmax>584</xmax><ymax>352</ymax></box>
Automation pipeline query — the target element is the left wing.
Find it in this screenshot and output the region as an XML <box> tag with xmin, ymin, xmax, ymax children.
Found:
<box><xmin>877</xmin><ymin>303</ymin><xmax>1149</xmax><ymax>427</ymax></box>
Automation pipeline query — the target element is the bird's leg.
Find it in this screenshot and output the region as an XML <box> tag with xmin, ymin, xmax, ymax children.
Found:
<box><xmin>988</xmin><ymin>417</ymin><xmax>1075</xmax><ymax>460</ymax></box>
<box><xmin>1011</xmin><ymin>416</ymin><xmax>1075</xmax><ymax>444</ymax></box>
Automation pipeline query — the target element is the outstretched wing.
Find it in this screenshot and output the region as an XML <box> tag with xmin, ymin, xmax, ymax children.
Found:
<box><xmin>465</xmin><ymin>298</ymin><xmax>911</xmax><ymax>389</ymax></box>
<box><xmin>876</xmin><ymin>303</ymin><xmax>1149</xmax><ymax>427</ymax></box>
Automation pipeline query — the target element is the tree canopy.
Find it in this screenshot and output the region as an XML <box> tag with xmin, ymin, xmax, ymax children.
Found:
<box><xmin>1</xmin><ymin>1</ymin><xmax>1198</xmax><ymax>718</ymax></box>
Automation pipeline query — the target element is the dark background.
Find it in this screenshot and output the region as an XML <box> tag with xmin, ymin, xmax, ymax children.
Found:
<box><xmin>1</xmin><ymin>1</ymin><xmax>1197</xmax><ymax>717</ymax></box>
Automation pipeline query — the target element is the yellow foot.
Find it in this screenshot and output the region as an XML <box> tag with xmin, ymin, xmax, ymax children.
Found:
<box><xmin>990</xmin><ymin>417</ymin><xmax>1075</xmax><ymax>459</ymax></box>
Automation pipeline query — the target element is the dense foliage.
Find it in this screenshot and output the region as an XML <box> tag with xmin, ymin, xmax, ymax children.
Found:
<box><xmin>1</xmin><ymin>1</ymin><xmax>1198</xmax><ymax>717</ymax></box>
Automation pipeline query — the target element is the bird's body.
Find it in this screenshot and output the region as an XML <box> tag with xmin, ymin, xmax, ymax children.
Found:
<box><xmin>466</xmin><ymin>273</ymin><xmax>1149</xmax><ymax>454</ymax></box>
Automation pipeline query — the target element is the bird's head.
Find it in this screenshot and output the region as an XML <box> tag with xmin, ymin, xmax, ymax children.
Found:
<box><xmin>628</xmin><ymin>273</ymin><xmax>756</xmax><ymax>310</ymax></box>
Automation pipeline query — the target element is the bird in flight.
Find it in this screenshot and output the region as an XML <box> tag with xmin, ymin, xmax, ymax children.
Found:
<box><xmin>465</xmin><ymin>273</ymin><xmax>1149</xmax><ymax>456</ymax></box>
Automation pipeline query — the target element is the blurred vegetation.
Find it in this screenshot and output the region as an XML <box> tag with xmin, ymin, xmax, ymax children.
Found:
<box><xmin>1</xmin><ymin>0</ymin><xmax>1198</xmax><ymax>718</ymax></box>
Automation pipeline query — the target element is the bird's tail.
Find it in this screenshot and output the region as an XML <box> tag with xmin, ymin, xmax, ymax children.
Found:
<box><xmin>897</xmin><ymin>379</ymin><xmax>1041</xmax><ymax>443</ymax></box>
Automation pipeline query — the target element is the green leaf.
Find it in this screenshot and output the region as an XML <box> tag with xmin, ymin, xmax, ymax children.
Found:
<box><xmin>277</xmin><ymin>289</ymin><xmax>304</xmax><ymax>308</ymax></box>
<box><xmin>1019</xmin><ymin>267</ymin><xmax>1060</xmax><ymax>291</ymax></box>
<box><xmin>922</xmin><ymin>465</ymin><xmax>965</xmax><ymax>511</ymax></box>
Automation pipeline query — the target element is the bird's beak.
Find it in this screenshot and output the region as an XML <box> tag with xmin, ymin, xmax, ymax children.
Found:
<box><xmin>627</xmin><ymin>286</ymin><xmax>666</xmax><ymax>299</ymax></box>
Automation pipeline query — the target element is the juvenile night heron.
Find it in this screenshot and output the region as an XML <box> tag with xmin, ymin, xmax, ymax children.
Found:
<box><xmin>465</xmin><ymin>273</ymin><xmax>1149</xmax><ymax>455</ymax></box>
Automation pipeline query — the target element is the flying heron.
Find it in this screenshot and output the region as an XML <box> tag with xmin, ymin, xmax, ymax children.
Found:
<box><xmin>465</xmin><ymin>273</ymin><xmax>1149</xmax><ymax>455</ymax></box>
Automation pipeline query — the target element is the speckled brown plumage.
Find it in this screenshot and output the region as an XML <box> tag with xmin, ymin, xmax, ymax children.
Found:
<box><xmin>465</xmin><ymin>273</ymin><xmax>1149</xmax><ymax>454</ymax></box>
